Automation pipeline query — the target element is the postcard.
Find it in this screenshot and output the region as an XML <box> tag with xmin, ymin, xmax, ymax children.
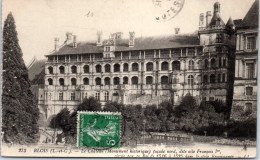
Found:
<box><xmin>1</xmin><ymin>0</ymin><xmax>258</xmax><ymax>158</ymax></box>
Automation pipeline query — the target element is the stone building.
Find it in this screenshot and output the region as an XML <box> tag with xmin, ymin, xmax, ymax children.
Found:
<box><xmin>39</xmin><ymin>2</ymin><xmax>237</xmax><ymax>121</ymax></box>
<box><xmin>231</xmin><ymin>0</ymin><xmax>258</xmax><ymax>120</ymax></box>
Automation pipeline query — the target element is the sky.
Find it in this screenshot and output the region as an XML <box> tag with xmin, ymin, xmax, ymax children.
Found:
<box><xmin>2</xmin><ymin>0</ymin><xmax>255</xmax><ymax>65</ymax></box>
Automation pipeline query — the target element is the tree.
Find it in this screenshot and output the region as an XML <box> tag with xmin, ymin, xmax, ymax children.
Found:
<box><xmin>77</xmin><ymin>97</ymin><xmax>102</xmax><ymax>111</ymax></box>
<box><xmin>2</xmin><ymin>13</ymin><xmax>39</xmax><ymax>144</ymax></box>
<box><xmin>50</xmin><ymin>108</ymin><xmax>70</xmax><ymax>131</ymax></box>
<box><xmin>174</xmin><ymin>93</ymin><xmax>198</xmax><ymax>117</ymax></box>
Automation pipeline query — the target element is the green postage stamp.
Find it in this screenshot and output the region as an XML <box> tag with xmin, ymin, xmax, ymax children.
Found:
<box><xmin>77</xmin><ymin>111</ymin><xmax>121</xmax><ymax>148</ymax></box>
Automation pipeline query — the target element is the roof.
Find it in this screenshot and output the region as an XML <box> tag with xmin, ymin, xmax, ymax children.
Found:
<box><xmin>233</xmin><ymin>19</ymin><xmax>243</xmax><ymax>28</ymax></box>
<box><xmin>28</xmin><ymin>59</ymin><xmax>46</xmax><ymax>84</ymax></box>
<box><xmin>226</xmin><ymin>17</ymin><xmax>235</xmax><ymax>27</ymax></box>
<box><xmin>48</xmin><ymin>33</ymin><xmax>200</xmax><ymax>56</ymax></box>
<box><xmin>242</xmin><ymin>0</ymin><xmax>259</xmax><ymax>28</ymax></box>
<box><xmin>209</xmin><ymin>13</ymin><xmax>225</xmax><ymax>27</ymax></box>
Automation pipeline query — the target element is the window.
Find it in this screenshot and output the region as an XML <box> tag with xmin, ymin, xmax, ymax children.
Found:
<box><xmin>104</xmin><ymin>91</ymin><xmax>109</xmax><ymax>102</ymax></box>
<box><xmin>146</xmin><ymin>76</ymin><xmax>153</xmax><ymax>84</ymax></box>
<box><xmin>83</xmin><ymin>65</ymin><xmax>89</xmax><ymax>73</ymax></box>
<box><xmin>203</xmin><ymin>75</ymin><xmax>208</xmax><ymax>83</ymax></box>
<box><xmin>48</xmin><ymin>78</ymin><xmax>53</xmax><ymax>85</ymax></box>
<box><xmin>246</xmin><ymin>63</ymin><xmax>254</xmax><ymax>79</ymax></box>
<box><xmin>131</xmin><ymin>77</ymin><xmax>138</xmax><ymax>85</ymax></box>
<box><xmin>188</xmin><ymin>75</ymin><xmax>194</xmax><ymax>86</ymax></box>
<box><xmin>123</xmin><ymin>63</ymin><xmax>129</xmax><ymax>72</ymax></box>
<box><xmin>246</xmin><ymin>87</ymin><xmax>253</xmax><ymax>95</ymax></box>
<box><xmin>211</xmin><ymin>58</ymin><xmax>216</xmax><ymax>68</ymax></box>
<box><xmin>96</xmin><ymin>65</ymin><xmax>101</xmax><ymax>73</ymax></box>
<box><xmin>245</xmin><ymin>103</ymin><xmax>252</xmax><ymax>114</ymax></box>
<box><xmin>123</xmin><ymin>77</ymin><xmax>128</xmax><ymax>84</ymax></box>
<box><xmin>223</xmin><ymin>58</ymin><xmax>226</xmax><ymax>67</ymax></box>
<box><xmin>114</xmin><ymin>64</ymin><xmax>120</xmax><ymax>72</ymax></box>
<box><xmin>216</xmin><ymin>47</ymin><xmax>222</xmax><ymax>53</ymax></box>
<box><xmin>161</xmin><ymin>76</ymin><xmax>168</xmax><ymax>84</ymax></box>
<box><xmin>104</xmin><ymin>77</ymin><xmax>110</xmax><ymax>85</ymax></box>
<box><xmin>247</xmin><ymin>37</ymin><xmax>255</xmax><ymax>50</ymax></box>
<box><xmin>71</xmin><ymin>66</ymin><xmax>77</xmax><ymax>73</ymax></box>
<box><xmin>105</xmin><ymin>46</ymin><xmax>110</xmax><ymax>52</ymax></box>
<box><xmin>95</xmin><ymin>92</ymin><xmax>100</xmax><ymax>101</ymax></box>
<box><xmin>71</xmin><ymin>92</ymin><xmax>76</xmax><ymax>101</ymax></box>
<box><xmin>59</xmin><ymin>78</ymin><xmax>64</xmax><ymax>86</ymax></box>
<box><xmin>210</xmin><ymin>74</ymin><xmax>216</xmax><ymax>83</ymax></box>
<box><xmin>188</xmin><ymin>60</ymin><xmax>194</xmax><ymax>70</ymax></box>
<box><xmin>83</xmin><ymin>78</ymin><xmax>89</xmax><ymax>85</ymax></box>
<box><xmin>59</xmin><ymin>66</ymin><xmax>65</xmax><ymax>74</ymax></box>
<box><xmin>161</xmin><ymin>62</ymin><xmax>169</xmax><ymax>71</ymax></box>
<box><xmin>48</xmin><ymin>66</ymin><xmax>53</xmax><ymax>74</ymax></box>
<box><xmin>146</xmin><ymin>62</ymin><xmax>153</xmax><ymax>71</ymax></box>
<box><xmin>71</xmin><ymin>78</ymin><xmax>77</xmax><ymax>85</ymax></box>
<box><xmin>113</xmin><ymin>77</ymin><xmax>120</xmax><ymax>85</ymax></box>
<box><xmin>95</xmin><ymin>77</ymin><xmax>101</xmax><ymax>85</ymax></box>
<box><xmin>216</xmin><ymin>34</ymin><xmax>223</xmax><ymax>43</ymax></box>
<box><xmin>222</xmin><ymin>74</ymin><xmax>226</xmax><ymax>82</ymax></box>
<box><xmin>218</xmin><ymin>74</ymin><xmax>221</xmax><ymax>82</ymax></box>
<box><xmin>218</xmin><ymin>58</ymin><xmax>221</xmax><ymax>68</ymax></box>
<box><xmin>204</xmin><ymin>59</ymin><xmax>209</xmax><ymax>69</ymax></box>
<box><xmin>172</xmin><ymin>61</ymin><xmax>180</xmax><ymax>71</ymax></box>
<box><xmin>132</xmin><ymin>63</ymin><xmax>139</xmax><ymax>71</ymax></box>
<box><xmin>105</xmin><ymin>64</ymin><xmax>111</xmax><ymax>72</ymax></box>
<box><xmin>59</xmin><ymin>92</ymin><xmax>63</xmax><ymax>101</ymax></box>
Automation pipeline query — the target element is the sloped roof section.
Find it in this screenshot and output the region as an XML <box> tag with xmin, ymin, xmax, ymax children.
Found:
<box><xmin>48</xmin><ymin>33</ymin><xmax>200</xmax><ymax>56</ymax></box>
<box><xmin>28</xmin><ymin>59</ymin><xmax>46</xmax><ymax>84</ymax></box>
<box><xmin>243</xmin><ymin>0</ymin><xmax>259</xmax><ymax>28</ymax></box>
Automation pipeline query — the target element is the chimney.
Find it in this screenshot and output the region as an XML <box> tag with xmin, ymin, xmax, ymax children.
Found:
<box><xmin>214</xmin><ymin>2</ymin><xmax>220</xmax><ymax>14</ymax></box>
<box><xmin>206</xmin><ymin>11</ymin><xmax>212</xmax><ymax>27</ymax></box>
<box><xmin>96</xmin><ymin>31</ymin><xmax>102</xmax><ymax>46</ymax></box>
<box><xmin>65</xmin><ymin>32</ymin><xmax>73</xmax><ymax>45</ymax></box>
<box><xmin>129</xmin><ymin>32</ymin><xmax>135</xmax><ymax>47</ymax></box>
<box><xmin>54</xmin><ymin>38</ymin><xmax>59</xmax><ymax>51</ymax></box>
<box><xmin>199</xmin><ymin>13</ymin><xmax>204</xmax><ymax>27</ymax></box>
<box><xmin>73</xmin><ymin>35</ymin><xmax>77</xmax><ymax>48</ymax></box>
<box><xmin>175</xmin><ymin>28</ymin><xmax>180</xmax><ymax>34</ymax></box>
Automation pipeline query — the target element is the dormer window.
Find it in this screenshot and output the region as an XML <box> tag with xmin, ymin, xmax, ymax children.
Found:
<box><xmin>105</xmin><ymin>46</ymin><xmax>110</xmax><ymax>52</ymax></box>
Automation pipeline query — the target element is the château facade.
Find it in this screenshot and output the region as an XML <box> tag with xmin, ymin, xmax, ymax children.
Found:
<box><xmin>38</xmin><ymin>2</ymin><xmax>239</xmax><ymax>121</ymax></box>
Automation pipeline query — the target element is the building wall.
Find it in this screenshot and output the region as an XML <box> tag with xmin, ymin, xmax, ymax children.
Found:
<box><xmin>231</xmin><ymin>28</ymin><xmax>258</xmax><ymax>120</ymax></box>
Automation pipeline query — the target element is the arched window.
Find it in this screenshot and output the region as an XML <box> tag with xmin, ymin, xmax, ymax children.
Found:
<box><xmin>223</xmin><ymin>58</ymin><xmax>226</xmax><ymax>67</ymax></box>
<box><xmin>71</xmin><ymin>78</ymin><xmax>77</xmax><ymax>85</ymax></box>
<box><xmin>210</xmin><ymin>74</ymin><xmax>216</xmax><ymax>83</ymax></box>
<box><xmin>59</xmin><ymin>78</ymin><xmax>64</xmax><ymax>86</ymax></box>
<box><xmin>161</xmin><ymin>62</ymin><xmax>169</xmax><ymax>71</ymax></box>
<box><xmin>83</xmin><ymin>65</ymin><xmax>89</xmax><ymax>73</ymax></box>
<box><xmin>172</xmin><ymin>61</ymin><xmax>180</xmax><ymax>71</ymax></box>
<box><xmin>123</xmin><ymin>77</ymin><xmax>128</xmax><ymax>84</ymax></box>
<box><xmin>96</xmin><ymin>64</ymin><xmax>101</xmax><ymax>73</ymax></box>
<box><xmin>132</xmin><ymin>63</ymin><xmax>139</xmax><ymax>71</ymax></box>
<box><xmin>105</xmin><ymin>64</ymin><xmax>111</xmax><ymax>73</ymax></box>
<box><xmin>146</xmin><ymin>76</ymin><xmax>153</xmax><ymax>84</ymax></box>
<box><xmin>218</xmin><ymin>74</ymin><xmax>221</xmax><ymax>82</ymax></box>
<box><xmin>83</xmin><ymin>78</ymin><xmax>89</xmax><ymax>85</ymax></box>
<box><xmin>188</xmin><ymin>75</ymin><xmax>194</xmax><ymax>86</ymax></box>
<box><xmin>71</xmin><ymin>66</ymin><xmax>77</xmax><ymax>73</ymax></box>
<box><xmin>48</xmin><ymin>78</ymin><xmax>53</xmax><ymax>85</ymax></box>
<box><xmin>123</xmin><ymin>63</ymin><xmax>129</xmax><ymax>72</ymax></box>
<box><xmin>48</xmin><ymin>66</ymin><xmax>53</xmax><ymax>74</ymax></box>
<box><xmin>131</xmin><ymin>76</ymin><xmax>138</xmax><ymax>85</ymax></box>
<box><xmin>161</xmin><ymin>76</ymin><xmax>168</xmax><ymax>84</ymax></box>
<box><xmin>222</xmin><ymin>74</ymin><xmax>226</xmax><ymax>82</ymax></box>
<box><xmin>146</xmin><ymin>62</ymin><xmax>153</xmax><ymax>71</ymax></box>
<box><xmin>211</xmin><ymin>58</ymin><xmax>216</xmax><ymax>68</ymax></box>
<box><xmin>104</xmin><ymin>77</ymin><xmax>110</xmax><ymax>85</ymax></box>
<box><xmin>114</xmin><ymin>64</ymin><xmax>120</xmax><ymax>72</ymax></box>
<box><xmin>114</xmin><ymin>77</ymin><xmax>120</xmax><ymax>85</ymax></box>
<box><xmin>188</xmin><ymin>60</ymin><xmax>194</xmax><ymax>70</ymax></box>
<box><xmin>203</xmin><ymin>75</ymin><xmax>208</xmax><ymax>83</ymax></box>
<box><xmin>95</xmin><ymin>77</ymin><xmax>101</xmax><ymax>85</ymax></box>
<box><xmin>204</xmin><ymin>59</ymin><xmax>209</xmax><ymax>69</ymax></box>
<box><xmin>59</xmin><ymin>66</ymin><xmax>65</xmax><ymax>74</ymax></box>
<box><xmin>219</xmin><ymin>58</ymin><xmax>222</xmax><ymax>68</ymax></box>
